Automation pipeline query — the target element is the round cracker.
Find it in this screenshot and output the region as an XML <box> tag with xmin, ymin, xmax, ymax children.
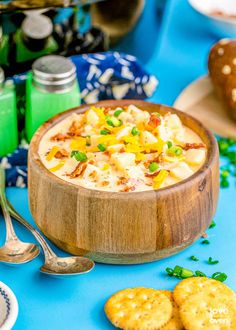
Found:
<box><xmin>104</xmin><ymin>287</ymin><xmax>173</xmax><ymax>330</ymax></box>
<box><xmin>180</xmin><ymin>292</ymin><xmax>236</xmax><ymax>330</ymax></box>
<box><xmin>160</xmin><ymin>290</ymin><xmax>184</xmax><ymax>330</ymax></box>
<box><xmin>173</xmin><ymin>277</ymin><xmax>236</xmax><ymax>306</ymax></box>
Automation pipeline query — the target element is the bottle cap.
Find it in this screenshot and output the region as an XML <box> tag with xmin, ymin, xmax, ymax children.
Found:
<box><xmin>22</xmin><ymin>14</ymin><xmax>53</xmax><ymax>51</ymax></box>
<box><xmin>32</xmin><ymin>55</ymin><xmax>77</xmax><ymax>93</ymax></box>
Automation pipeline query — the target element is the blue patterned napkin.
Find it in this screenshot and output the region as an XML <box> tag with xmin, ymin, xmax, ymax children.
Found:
<box><xmin>1</xmin><ymin>51</ymin><xmax>158</xmax><ymax>187</ymax></box>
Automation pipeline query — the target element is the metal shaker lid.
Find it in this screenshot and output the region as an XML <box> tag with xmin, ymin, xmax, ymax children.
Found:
<box><xmin>32</xmin><ymin>55</ymin><xmax>77</xmax><ymax>93</ymax></box>
<box><xmin>22</xmin><ymin>14</ymin><xmax>53</xmax><ymax>40</ymax></box>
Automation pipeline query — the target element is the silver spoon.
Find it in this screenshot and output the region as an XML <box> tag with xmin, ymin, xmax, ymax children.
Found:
<box><xmin>7</xmin><ymin>202</ymin><xmax>95</xmax><ymax>276</ymax></box>
<box><xmin>0</xmin><ymin>168</ymin><xmax>40</xmax><ymax>264</ymax></box>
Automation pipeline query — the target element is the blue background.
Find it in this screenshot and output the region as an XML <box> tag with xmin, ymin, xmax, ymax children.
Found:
<box><xmin>1</xmin><ymin>0</ymin><xmax>236</xmax><ymax>329</ymax></box>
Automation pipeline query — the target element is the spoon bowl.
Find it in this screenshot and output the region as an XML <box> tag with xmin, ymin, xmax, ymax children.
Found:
<box><xmin>40</xmin><ymin>256</ymin><xmax>95</xmax><ymax>276</ymax></box>
<box><xmin>0</xmin><ymin>240</ymin><xmax>40</xmax><ymax>264</ymax></box>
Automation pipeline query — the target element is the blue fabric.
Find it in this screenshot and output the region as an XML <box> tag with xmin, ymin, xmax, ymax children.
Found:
<box><xmin>1</xmin><ymin>51</ymin><xmax>158</xmax><ymax>187</ymax></box>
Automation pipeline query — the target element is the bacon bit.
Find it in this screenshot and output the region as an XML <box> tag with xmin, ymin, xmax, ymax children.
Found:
<box><xmin>89</xmin><ymin>171</ymin><xmax>97</xmax><ymax>179</ymax></box>
<box><xmin>50</xmin><ymin>133</ymin><xmax>70</xmax><ymax>142</ymax></box>
<box><xmin>67</xmin><ymin>162</ymin><xmax>87</xmax><ymax>179</ymax></box>
<box><xmin>101</xmin><ymin>181</ymin><xmax>110</xmax><ymax>187</ymax></box>
<box><xmin>67</xmin><ymin>121</ymin><xmax>82</xmax><ymax>137</ymax></box>
<box><xmin>119</xmin><ymin>148</ymin><xmax>125</xmax><ymax>153</ymax></box>
<box><xmin>117</xmin><ymin>177</ymin><xmax>129</xmax><ymax>185</ymax></box>
<box><xmin>104</xmin><ymin>107</ymin><xmax>111</xmax><ymax>115</ymax></box>
<box><xmin>145</xmin><ymin>169</ymin><xmax>170</xmax><ymax>178</ymax></box>
<box><xmin>88</xmin><ymin>159</ymin><xmax>95</xmax><ymax>165</ymax></box>
<box><xmin>54</xmin><ymin>149</ymin><xmax>69</xmax><ymax>159</ymax></box>
<box><xmin>104</xmin><ymin>151</ymin><xmax>110</xmax><ymax>156</ymax></box>
<box><xmin>182</xmin><ymin>143</ymin><xmax>206</xmax><ymax>151</ymax></box>
<box><xmin>119</xmin><ymin>185</ymin><xmax>135</xmax><ymax>192</ymax></box>
<box><xmin>202</xmin><ymin>232</ymin><xmax>208</xmax><ymax>238</ymax></box>
<box><xmin>148</xmin><ymin>114</ymin><xmax>161</xmax><ymax>128</ymax></box>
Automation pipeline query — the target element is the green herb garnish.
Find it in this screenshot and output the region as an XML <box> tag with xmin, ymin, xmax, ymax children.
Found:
<box><xmin>97</xmin><ymin>143</ymin><xmax>106</xmax><ymax>152</ymax></box>
<box><xmin>209</xmin><ymin>220</ymin><xmax>216</xmax><ymax>229</ymax></box>
<box><xmin>195</xmin><ymin>270</ymin><xmax>207</xmax><ymax>277</ymax></box>
<box><xmin>100</xmin><ymin>129</ymin><xmax>110</xmax><ymax>135</ymax></box>
<box><xmin>167</xmin><ymin>141</ymin><xmax>173</xmax><ymax>149</ymax></box>
<box><xmin>106</xmin><ymin>116</ymin><xmax>122</xmax><ymax>127</ymax></box>
<box><xmin>168</xmin><ymin>146</ymin><xmax>183</xmax><ymax>156</ymax></box>
<box><xmin>149</xmin><ymin>162</ymin><xmax>159</xmax><ymax>173</ymax></box>
<box><xmin>190</xmin><ymin>256</ymin><xmax>199</xmax><ymax>262</ymax></box>
<box><xmin>212</xmin><ymin>272</ymin><xmax>227</xmax><ymax>282</ymax></box>
<box><xmin>131</xmin><ymin>127</ymin><xmax>140</xmax><ymax>136</ymax></box>
<box><xmin>71</xmin><ymin>151</ymin><xmax>87</xmax><ymax>162</ymax></box>
<box><xmin>202</xmin><ymin>239</ymin><xmax>210</xmax><ymax>245</ymax></box>
<box><xmin>208</xmin><ymin>257</ymin><xmax>219</xmax><ymax>265</ymax></box>
<box><xmin>114</xmin><ymin>109</ymin><xmax>124</xmax><ymax>117</ymax></box>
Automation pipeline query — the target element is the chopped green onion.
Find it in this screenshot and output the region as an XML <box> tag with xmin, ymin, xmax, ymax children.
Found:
<box><xmin>100</xmin><ymin>129</ymin><xmax>110</xmax><ymax>135</ymax></box>
<box><xmin>208</xmin><ymin>257</ymin><xmax>219</xmax><ymax>265</ymax></box>
<box><xmin>149</xmin><ymin>162</ymin><xmax>159</xmax><ymax>173</ymax></box>
<box><xmin>209</xmin><ymin>220</ymin><xmax>216</xmax><ymax>229</ymax></box>
<box><xmin>168</xmin><ymin>146</ymin><xmax>183</xmax><ymax>156</ymax></box>
<box><xmin>195</xmin><ymin>270</ymin><xmax>207</xmax><ymax>277</ymax></box>
<box><xmin>220</xmin><ymin>179</ymin><xmax>229</xmax><ymax>188</ymax></box>
<box><xmin>131</xmin><ymin>127</ymin><xmax>140</xmax><ymax>136</ymax></box>
<box><xmin>97</xmin><ymin>143</ymin><xmax>106</xmax><ymax>152</ymax></box>
<box><xmin>71</xmin><ymin>151</ymin><xmax>87</xmax><ymax>162</ymax></box>
<box><xmin>114</xmin><ymin>109</ymin><xmax>124</xmax><ymax>117</ymax></box>
<box><xmin>202</xmin><ymin>239</ymin><xmax>210</xmax><ymax>245</ymax></box>
<box><xmin>106</xmin><ymin>116</ymin><xmax>122</xmax><ymax>127</ymax></box>
<box><xmin>167</xmin><ymin>141</ymin><xmax>173</xmax><ymax>149</ymax></box>
<box><xmin>190</xmin><ymin>256</ymin><xmax>199</xmax><ymax>262</ymax></box>
<box><xmin>166</xmin><ymin>267</ymin><xmax>174</xmax><ymax>276</ymax></box>
<box><xmin>181</xmin><ymin>268</ymin><xmax>194</xmax><ymax>278</ymax></box>
<box><xmin>173</xmin><ymin>265</ymin><xmax>183</xmax><ymax>277</ymax></box>
<box><xmin>212</xmin><ymin>272</ymin><xmax>227</xmax><ymax>282</ymax></box>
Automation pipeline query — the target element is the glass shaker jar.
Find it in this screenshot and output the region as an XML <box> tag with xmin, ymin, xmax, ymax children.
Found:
<box><xmin>0</xmin><ymin>67</ymin><xmax>18</xmax><ymax>157</ymax></box>
<box><xmin>25</xmin><ymin>55</ymin><xmax>81</xmax><ymax>141</ymax></box>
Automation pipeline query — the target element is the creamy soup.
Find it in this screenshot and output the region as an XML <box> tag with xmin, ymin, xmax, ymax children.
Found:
<box><xmin>39</xmin><ymin>105</ymin><xmax>207</xmax><ymax>192</ymax></box>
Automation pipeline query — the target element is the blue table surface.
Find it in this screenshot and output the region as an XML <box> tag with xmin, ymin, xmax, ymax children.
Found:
<box><xmin>2</xmin><ymin>1</ymin><xmax>236</xmax><ymax>329</ymax></box>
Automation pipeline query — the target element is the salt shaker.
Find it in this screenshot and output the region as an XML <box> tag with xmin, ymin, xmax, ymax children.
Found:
<box><xmin>25</xmin><ymin>55</ymin><xmax>81</xmax><ymax>141</ymax></box>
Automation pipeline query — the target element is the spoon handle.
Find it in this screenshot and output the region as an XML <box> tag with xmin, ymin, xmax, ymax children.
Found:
<box><xmin>0</xmin><ymin>168</ymin><xmax>18</xmax><ymax>242</ymax></box>
<box><xmin>7</xmin><ymin>201</ymin><xmax>57</xmax><ymax>260</ymax></box>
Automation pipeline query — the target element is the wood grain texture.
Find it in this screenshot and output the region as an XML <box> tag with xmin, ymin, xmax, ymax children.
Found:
<box><xmin>28</xmin><ymin>100</ymin><xmax>219</xmax><ymax>264</ymax></box>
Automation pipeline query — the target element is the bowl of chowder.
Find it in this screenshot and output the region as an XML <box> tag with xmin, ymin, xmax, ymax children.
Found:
<box><xmin>28</xmin><ymin>100</ymin><xmax>219</xmax><ymax>264</ymax></box>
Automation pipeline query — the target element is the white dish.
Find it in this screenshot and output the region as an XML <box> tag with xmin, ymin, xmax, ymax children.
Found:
<box><xmin>174</xmin><ymin>75</ymin><xmax>236</xmax><ymax>139</ymax></box>
<box><xmin>188</xmin><ymin>0</ymin><xmax>236</xmax><ymax>38</ymax></box>
<box><xmin>0</xmin><ymin>282</ymin><xmax>18</xmax><ymax>330</ymax></box>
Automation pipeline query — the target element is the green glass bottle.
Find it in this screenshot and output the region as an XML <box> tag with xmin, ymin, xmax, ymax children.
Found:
<box><xmin>25</xmin><ymin>55</ymin><xmax>81</xmax><ymax>141</ymax></box>
<box><xmin>0</xmin><ymin>67</ymin><xmax>18</xmax><ymax>157</ymax></box>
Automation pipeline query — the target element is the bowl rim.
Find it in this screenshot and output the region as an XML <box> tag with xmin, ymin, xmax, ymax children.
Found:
<box><xmin>188</xmin><ymin>0</ymin><xmax>236</xmax><ymax>24</ymax></box>
<box><xmin>0</xmin><ymin>281</ymin><xmax>18</xmax><ymax>330</ymax></box>
<box><xmin>29</xmin><ymin>100</ymin><xmax>218</xmax><ymax>198</ymax></box>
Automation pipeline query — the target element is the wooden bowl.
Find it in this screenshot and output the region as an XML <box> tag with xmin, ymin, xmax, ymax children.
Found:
<box><xmin>28</xmin><ymin>100</ymin><xmax>219</xmax><ymax>264</ymax></box>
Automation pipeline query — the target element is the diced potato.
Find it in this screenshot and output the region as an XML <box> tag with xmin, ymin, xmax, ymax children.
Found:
<box><xmin>170</xmin><ymin>162</ymin><xmax>193</xmax><ymax>180</ymax></box>
<box><xmin>173</xmin><ymin>130</ymin><xmax>185</xmax><ymax>144</ymax></box>
<box><xmin>83</xmin><ymin>164</ymin><xmax>101</xmax><ymax>181</ymax></box>
<box><xmin>119</xmin><ymin>111</ymin><xmax>134</xmax><ymax>123</ymax></box>
<box><xmin>116</xmin><ymin>126</ymin><xmax>132</xmax><ymax>140</ymax></box>
<box><xmin>86</xmin><ymin>109</ymin><xmax>100</xmax><ymax>126</ymax></box>
<box><xmin>165</xmin><ymin>114</ymin><xmax>182</xmax><ymax>130</ymax></box>
<box><xmin>111</xmin><ymin>152</ymin><xmax>136</xmax><ymax>171</ymax></box>
<box><xmin>83</xmin><ymin>124</ymin><xmax>94</xmax><ymax>135</ymax></box>
<box><xmin>140</xmin><ymin>131</ymin><xmax>158</xmax><ymax>144</ymax></box>
<box><xmin>107</xmin><ymin>144</ymin><xmax>124</xmax><ymax>153</ymax></box>
<box><xmin>127</xmin><ymin>105</ymin><xmax>150</xmax><ymax>124</ymax></box>
<box><xmin>185</xmin><ymin>149</ymin><xmax>206</xmax><ymax>165</ymax></box>
<box><xmin>157</xmin><ymin>125</ymin><xmax>172</xmax><ymax>141</ymax></box>
<box><xmin>90</xmin><ymin>135</ymin><xmax>102</xmax><ymax>146</ymax></box>
<box><xmin>126</xmin><ymin>166</ymin><xmax>145</xmax><ymax>180</ymax></box>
